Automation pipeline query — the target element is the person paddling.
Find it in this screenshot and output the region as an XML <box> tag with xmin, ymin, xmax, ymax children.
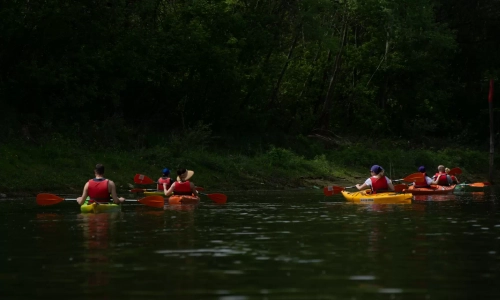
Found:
<box><xmin>445</xmin><ymin>167</ymin><xmax>460</xmax><ymax>184</ymax></box>
<box><xmin>355</xmin><ymin>165</ymin><xmax>394</xmax><ymax>193</ymax></box>
<box><xmin>413</xmin><ymin>166</ymin><xmax>433</xmax><ymax>188</ymax></box>
<box><xmin>157</xmin><ymin>168</ymin><xmax>173</xmax><ymax>191</ymax></box>
<box><xmin>163</xmin><ymin>169</ymin><xmax>199</xmax><ymax>197</ymax></box>
<box><xmin>432</xmin><ymin>165</ymin><xmax>452</xmax><ymax>186</ymax></box>
<box><xmin>77</xmin><ymin>164</ymin><xmax>125</xmax><ymax>205</ymax></box>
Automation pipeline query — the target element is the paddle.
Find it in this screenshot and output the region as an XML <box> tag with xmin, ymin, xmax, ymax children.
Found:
<box><xmin>392</xmin><ymin>172</ymin><xmax>425</xmax><ymax>183</ymax></box>
<box><xmin>323</xmin><ymin>185</ymin><xmax>356</xmax><ymax>196</ymax></box>
<box><xmin>198</xmin><ymin>192</ymin><xmax>227</xmax><ymax>204</ymax></box>
<box><xmin>458</xmin><ymin>182</ymin><xmax>489</xmax><ymax>188</ymax></box>
<box><xmin>134</xmin><ymin>174</ymin><xmax>156</xmax><ymax>185</ymax></box>
<box><xmin>448</xmin><ymin>167</ymin><xmax>462</xmax><ymax>176</ymax></box>
<box><xmin>36</xmin><ymin>193</ymin><xmax>165</xmax><ymax>208</ymax></box>
<box><xmin>130</xmin><ymin>186</ymin><xmax>205</xmax><ymax>193</ymax></box>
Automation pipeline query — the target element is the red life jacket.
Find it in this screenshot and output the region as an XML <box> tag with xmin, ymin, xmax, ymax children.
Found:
<box><xmin>174</xmin><ymin>181</ymin><xmax>193</xmax><ymax>195</ymax></box>
<box><xmin>88</xmin><ymin>178</ymin><xmax>110</xmax><ymax>203</ymax></box>
<box><xmin>433</xmin><ymin>173</ymin><xmax>449</xmax><ymax>186</ymax></box>
<box><xmin>369</xmin><ymin>177</ymin><xmax>389</xmax><ymax>194</ymax></box>
<box><xmin>157</xmin><ymin>177</ymin><xmax>173</xmax><ymax>191</ymax></box>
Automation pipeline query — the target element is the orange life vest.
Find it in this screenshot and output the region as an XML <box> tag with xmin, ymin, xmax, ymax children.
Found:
<box><xmin>414</xmin><ymin>174</ymin><xmax>431</xmax><ymax>188</ymax></box>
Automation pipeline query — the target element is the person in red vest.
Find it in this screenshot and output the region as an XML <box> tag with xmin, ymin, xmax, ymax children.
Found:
<box><xmin>163</xmin><ymin>169</ymin><xmax>199</xmax><ymax>197</ymax></box>
<box><xmin>77</xmin><ymin>164</ymin><xmax>125</xmax><ymax>205</ymax></box>
<box><xmin>445</xmin><ymin>167</ymin><xmax>460</xmax><ymax>184</ymax></box>
<box><xmin>413</xmin><ymin>166</ymin><xmax>434</xmax><ymax>188</ymax></box>
<box><xmin>431</xmin><ymin>165</ymin><xmax>452</xmax><ymax>186</ymax></box>
<box><xmin>157</xmin><ymin>168</ymin><xmax>173</xmax><ymax>191</ymax></box>
<box><xmin>355</xmin><ymin>165</ymin><xmax>395</xmax><ymax>193</ymax></box>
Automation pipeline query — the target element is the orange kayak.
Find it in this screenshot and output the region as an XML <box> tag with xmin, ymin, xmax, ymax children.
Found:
<box><xmin>168</xmin><ymin>195</ymin><xmax>200</xmax><ymax>205</ymax></box>
<box><xmin>405</xmin><ymin>184</ymin><xmax>456</xmax><ymax>195</ymax></box>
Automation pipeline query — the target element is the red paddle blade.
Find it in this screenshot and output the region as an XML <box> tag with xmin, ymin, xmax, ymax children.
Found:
<box><xmin>448</xmin><ymin>167</ymin><xmax>462</xmax><ymax>176</ymax></box>
<box><xmin>206</xmin><ymin>193</ymin><xmax>227</xmax><ymax>204</ymax></box>
<box><xmin>134</xmin><ymin>174</ymin><xmax>155</xmax><ymax>185</ymax></box>
<box><xmin>195</xmin><ymin>187</ymin><xmax>204</xmax><ymax>191</ymax></box>
<box><xmin>323</xmin><ymin>186</ymin><xmax>347</xmax><ymax>196</ymax></box>
<box><xmin>484</xmin><ymin>182</ymin><xmax>491</xmax><ymax>186</ymax></box>
<box><xmin>403</xmin><ymin>173</ymin><xmax>425</xmax><ymax>182</ymax></box>
<box><xmin>393</xmin><ymin>184</ymin><xmax>408</xmax><ymax>193</ymax></box>
<box><xmin>36</xmin><ymin>193</ymin><xmax>64</xmax><ymax>206</ymax></box>
<box><xmin>138</xmin><ymin>196</ymin><xmax>164</xmax><ymax>208</ymax></box>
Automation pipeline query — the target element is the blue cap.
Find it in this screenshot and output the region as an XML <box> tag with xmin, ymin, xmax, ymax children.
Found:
<box><xmin>162</xmin><ymin>168</ymin><xmax>170</xmax><ymax>175</ymax></box>
<box><xmin>370</xmin><ymin>165</ymin><xmax>383</xmax><ymax>174</ymax></box>
<box><xmin>418</xmin><ymin>166</ymin><xmax>426</xmax><ymax>172</ymax></box>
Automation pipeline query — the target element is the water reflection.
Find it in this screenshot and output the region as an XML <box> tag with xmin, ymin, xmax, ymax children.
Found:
<box><xmin>78</xmin><ymin>212</ymin><xmax>120</xmax><ymax>289</ymax></box>
<box><xmin>2</xmin><ymin>189</ymin><xmax>500</xmax><ymax>299</ymax></box>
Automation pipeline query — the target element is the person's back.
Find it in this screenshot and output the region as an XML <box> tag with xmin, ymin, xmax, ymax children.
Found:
<box><xmin>164</xmin><ymin>169</ymin><xmax>199</xmax><ymax>197</ymax></box>
<box><xmin>445</xmin><ymin>167</ymin><xmax>459</xmax><ymax>184</ymax></box>
<box><xmin>432</xmin><ymin>165</ymin><xmax>452</xmax><ymax>186</ymax></box>
<box><xmin>356</xmin><ymin>165</ymin><xmax>394</xmax><ymax>194</ymax></box>
<box><xmin>414</xmin><ymin>166</ymin><xmax>433</xmax><ymax>188</ymax></box>
<box><xmin>157</xmin><ymin>168</ymin><xmax>173</xmax><ymax>191</ymax></box>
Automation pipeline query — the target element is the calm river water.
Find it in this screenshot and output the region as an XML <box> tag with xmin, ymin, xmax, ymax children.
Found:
<box><xmin>1</xmin><ymin>189</ymin><xmax>500</xmax><ymax>299</ymax></box>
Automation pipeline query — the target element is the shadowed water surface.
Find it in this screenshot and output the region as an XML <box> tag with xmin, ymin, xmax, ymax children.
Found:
<box><xmin>1</xmin><ymin>189</ymin><xmax>499</xmax><ymax>299</ymax></box>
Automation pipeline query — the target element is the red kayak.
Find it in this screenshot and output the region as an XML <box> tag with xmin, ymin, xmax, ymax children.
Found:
<box><xmin>405</xmin><ymin>184</ymin><xmax>456</xmax><ymax>195</ymax></box>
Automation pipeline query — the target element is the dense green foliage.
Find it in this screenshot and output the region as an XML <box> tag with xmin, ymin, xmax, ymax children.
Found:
<box><xmin>0</xmin><ymin>137</ymin><xmax>494</xmax><ymax>193</ymax></box>
<box><xmin>0</xmin><ymin>0</ymin><xmax>499</xmax><ymax>148</ymax></box>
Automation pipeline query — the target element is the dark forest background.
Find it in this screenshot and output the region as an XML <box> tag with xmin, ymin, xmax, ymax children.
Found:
<box><xmin>1</xmin><ymin>0</ymin><xmax>499</xmax><ymax>151</ymax></box>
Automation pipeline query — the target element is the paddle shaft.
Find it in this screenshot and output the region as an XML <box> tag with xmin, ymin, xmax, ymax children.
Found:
<box><xmin>52</xmin><ymin>198</ymin><xmax>139</xmax><ymax>203</ymax></box>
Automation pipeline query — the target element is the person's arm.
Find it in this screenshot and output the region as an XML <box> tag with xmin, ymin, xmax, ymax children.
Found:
<box><xmin>386</xmin><ymin>177</ymin><xmax>394</xmax><ymax>191</ymax></box>
<box><xmin>447</xmin><ymin>175</ymin><xmax>453</xmax><ymax>185</ymax></box>
<box><xmin>426</xmin><ymin>176</ymin><xmax>433</xmax><ymax>185</ymax></box>
<box><xmin>356</xmin><ymin>178</ymin><xmax>371</xmax><ymax>190</ymax></box>
<box><xmin>355</xmin><ymin>183</ymin><xmax>368</xmax><ymax>190</ymax></box>
<box><xmin>109</xmin><ymin>180</ymin><xmax>125</xmax><ymax>204</ymax></box>
<box><xmin>77</xmin><ymin>182</ymin><xmax>90</xmax><ymax>205</ymax></box>
<box><xmin>190</xmin><ymin>182</ymin><xmax>199</xmax><ymax>196</ymax></box>
<box><xmin>164</xmin><ymin>182</ymin><xmax>176</xmax><ymax>197</ymax></box>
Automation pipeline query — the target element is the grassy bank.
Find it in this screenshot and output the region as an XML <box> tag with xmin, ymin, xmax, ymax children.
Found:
<box><xmin>0</xmin><ymin>135</ymin><xmax>496</xmax><ymax>197</ymax></box>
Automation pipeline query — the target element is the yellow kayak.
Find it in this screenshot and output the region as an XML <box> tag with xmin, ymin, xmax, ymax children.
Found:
<box><xmin>80</xmin><ymin>202</ymin><xmax>121</xmax><ymax>213</ymax></box>
<box><xmin>341</xmin><ymin>190</ymin><xmax>412</xmax><ymax>204</ymax></box>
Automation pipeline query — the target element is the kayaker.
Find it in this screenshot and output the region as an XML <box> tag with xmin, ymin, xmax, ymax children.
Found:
<box><xmin>445</xmin><ymin>167</ymin><xmax>460</xmax><ymax>184</ymax></box>
<box><xmin>163</xmin><ymin>169</ymin><xmax>199</xmax><ymax>197</ymax></box>
<box><xmin>432</xmin><ymin>165</ymin><xmax>453</xmax><ymax>186</ymax></box>
<box><xmin>413</xmin><ymin>166</ymin><xmax>433</xmax><ymax>188</ymax></box>
<box><xmin>157</xmin><ymin>168</ymin><xmax>174</xmax><ymax>191</ymax></box>
<box><xmin>355</xmin><ymin>165</ymin><xmax>394</xmax><ymax>193</ymax></box>
<box><xmin>77</xmin><ymin>164</ymin><xmax>125</xmax><ymax>205</ymax></box>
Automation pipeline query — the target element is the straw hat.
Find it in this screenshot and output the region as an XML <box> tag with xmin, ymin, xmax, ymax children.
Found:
<box><xmin>177</xmin><ymin>170</ymin><xmax>194</xmax><ymax>181</ymax></box>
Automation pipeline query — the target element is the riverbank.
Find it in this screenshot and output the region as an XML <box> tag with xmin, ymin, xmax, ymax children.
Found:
<box><xmin>0</xmin><ymin>136</ymin><xmax>496</xmax><ymax>197</ymax></box>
